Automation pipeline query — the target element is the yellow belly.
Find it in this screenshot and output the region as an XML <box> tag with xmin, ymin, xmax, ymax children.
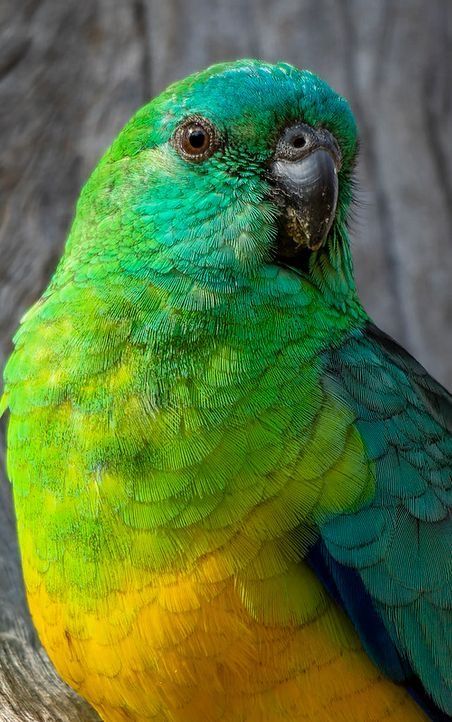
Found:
<box><xmin>24</xmin><ymin>560</ymin><xmax>427</xmax><ymax>722</ymax></box>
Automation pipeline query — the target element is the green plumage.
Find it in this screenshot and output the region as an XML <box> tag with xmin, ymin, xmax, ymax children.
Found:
<box><xmin>1</xmin><ymin>60</ymin><xmax>451</xmax><ymax>722</ymax></box>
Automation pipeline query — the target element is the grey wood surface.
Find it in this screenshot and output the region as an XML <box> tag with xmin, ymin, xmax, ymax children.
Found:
<box><xmin>0</xmin><ymin>1</ymin><xmax>451</xmax><ymax>719</ymax></box>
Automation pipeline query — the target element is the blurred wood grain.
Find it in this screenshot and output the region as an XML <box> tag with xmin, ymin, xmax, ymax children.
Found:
<box><xmin>0</xmin><ymin>0</ymin><xmax>451</xmax><ymax>718</ymax></box>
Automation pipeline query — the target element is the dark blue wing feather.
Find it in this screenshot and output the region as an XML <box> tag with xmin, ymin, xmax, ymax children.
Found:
<box><xmin>307</xmin><ymin>539</ymin><xmax>450</xmax><ymax>722</ymax></box>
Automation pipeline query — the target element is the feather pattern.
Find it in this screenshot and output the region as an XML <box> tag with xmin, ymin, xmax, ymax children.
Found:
<box><xmin>321</xmin><ymin>323</ymin><xmax>452</xmax><ymax>716</ymax></box>
<box><xmin>2</xmin><ymin>59</ymin><xmax>449</xmax><ymax>722</ymax></box>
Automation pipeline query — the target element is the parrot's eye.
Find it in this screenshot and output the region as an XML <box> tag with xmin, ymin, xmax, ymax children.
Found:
<box><xmin>174</xmin><ymin>117</ymin><xmax>218</xmax><ymax>162</ymax></box>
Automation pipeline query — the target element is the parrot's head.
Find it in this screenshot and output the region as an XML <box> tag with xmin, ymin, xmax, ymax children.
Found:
<box><xmin>65</xmin><ymin>59</ymin><xmax>358</xmax><ymax>292</ymax></box>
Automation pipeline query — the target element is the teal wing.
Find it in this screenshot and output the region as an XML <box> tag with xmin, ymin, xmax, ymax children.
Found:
<box><xmin>319</xmin><ymin>323</ymin><xmax>452</xmax><ymax>716</ymax></box>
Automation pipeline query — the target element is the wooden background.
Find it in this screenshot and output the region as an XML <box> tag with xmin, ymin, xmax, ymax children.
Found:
<box><xmin>0</xmin><ymin>1</ymin><xmax>451</xmax><ymax>718</ymax></box>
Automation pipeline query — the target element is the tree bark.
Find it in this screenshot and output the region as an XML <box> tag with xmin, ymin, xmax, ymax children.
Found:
<box><xmin>1</xmin><ymin>1</ymin><xmax>451</xmax><ymax>718</ymax></box>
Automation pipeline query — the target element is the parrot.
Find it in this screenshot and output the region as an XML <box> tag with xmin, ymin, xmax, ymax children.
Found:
<box><xmin>1</xmin><ymin>59</ymin><xmax>451</xmax><ymax>722</ymax></box>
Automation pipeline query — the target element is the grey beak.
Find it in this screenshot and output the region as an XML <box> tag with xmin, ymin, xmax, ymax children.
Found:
<box><xmin>269</xmin><ymin>123</ymin><xmax>340</xmax><ymax>253</ymax></box>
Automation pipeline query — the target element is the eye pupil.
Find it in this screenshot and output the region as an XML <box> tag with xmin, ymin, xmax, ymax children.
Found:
<box><xmin>188</xmin><ymin>129</ymin><xmax>206</xmax><ymax>148</ymax></box>
<box><xmin>293</xmin><ymin>135</ymin><xmax>306</xmax><ymax>148</ymax></box>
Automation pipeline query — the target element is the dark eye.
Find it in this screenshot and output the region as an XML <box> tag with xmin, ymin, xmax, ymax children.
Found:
<box><xmin>174</xmin><ymin>117</ymin><xmax>218</xmax><ymax>162</ymax></box>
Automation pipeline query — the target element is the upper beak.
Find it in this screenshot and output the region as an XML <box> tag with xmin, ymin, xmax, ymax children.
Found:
<box><xmin>269</xmin><ymin>123</ymin><xmax>341</xmax><ymax>254</ymax></box>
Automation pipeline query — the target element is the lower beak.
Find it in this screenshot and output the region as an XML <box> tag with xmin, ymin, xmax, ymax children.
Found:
<box><xmin>270</xmin><ymin>147</ymin><xmax>339</xmax><ymax>254</ymax></box>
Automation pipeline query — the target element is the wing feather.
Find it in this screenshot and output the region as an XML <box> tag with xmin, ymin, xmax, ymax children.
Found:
<box><xmin>319</xmin><ymin>323</ymin><xmax>452</xmax><ymax>716</ymax></box>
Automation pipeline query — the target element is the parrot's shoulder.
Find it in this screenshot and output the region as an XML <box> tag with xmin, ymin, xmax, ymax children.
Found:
<box><xmin>324</xmin><ymin>322</ymin><xmax>452</xmax><ymax>508</ymax></box>
<box><xmin>363</xmin><ymin>322</ymin><xmax>451</xmax><ymax>433</ymax></box>
<box><xmin>325</xmin><ymin>321</ymin><xmax>451</xmax><ymax>450</ymax></box>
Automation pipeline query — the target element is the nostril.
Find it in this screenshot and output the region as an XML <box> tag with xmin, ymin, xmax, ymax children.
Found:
<box><xmin>292</xmin><ymin>135</ymin><xmax>307</xmax><ymax>149</ymax></box>
<box><xmin>276</xmin><ymin>123</ymin><xmax>319</xmax><ymax>161</ymax></box>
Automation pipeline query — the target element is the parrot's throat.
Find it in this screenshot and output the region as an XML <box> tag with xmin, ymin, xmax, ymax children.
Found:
<box><xmin>274</xmin><ymin>220</ymin><xmax>357</xmax><ymax>306</ymax></box>
<box><xmin>274</xmin><ymin>218</ymin><xmax>313</xmax><ymax>274</ymax></box>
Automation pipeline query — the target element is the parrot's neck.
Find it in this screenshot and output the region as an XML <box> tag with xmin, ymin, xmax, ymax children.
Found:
<box><xmin>48</xmin><ymin>220</ymin><xmax>363</xmax><ymax>379</ymax></box>
<box><xmin>307</xmin><ymin>224</ymin><xmax>358</xmax><ymax>309</ymax></box>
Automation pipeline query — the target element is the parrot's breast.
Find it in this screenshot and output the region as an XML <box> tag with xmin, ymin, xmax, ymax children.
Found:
<box><xmin>5</xmin><ymin>273</ymin><xmax>426</xmax><ymax>720</ymax></box>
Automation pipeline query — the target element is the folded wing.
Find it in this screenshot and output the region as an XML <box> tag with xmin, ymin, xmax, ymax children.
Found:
<box><xmin>317</xmin><ymin>323</ymin><xmax>452</xmax><ymax>718</ymax></box>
